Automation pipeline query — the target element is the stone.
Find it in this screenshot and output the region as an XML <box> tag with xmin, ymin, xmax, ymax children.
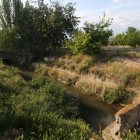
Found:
<box><xmin>115</xmin><ymin>104</ymin><xmax>138</xmax><ymax>129</ymax></box>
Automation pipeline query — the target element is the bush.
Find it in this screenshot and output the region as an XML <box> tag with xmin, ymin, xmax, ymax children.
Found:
<box><xmin>30</xmin><ymin>76</ymin><xmax>47</xmax><ymax>90</ymax></box>
<box><xmin>102</xmin><ymin>86</ymin><xmax>127</xmax><ymax>104</ymax></box>
<box><xmin>66</xmin><ymin>13</ymin><xmax>113</xmax><ymax>55</ymax></box>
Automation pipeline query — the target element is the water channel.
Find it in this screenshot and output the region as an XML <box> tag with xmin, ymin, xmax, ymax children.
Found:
<box><xmin>23</xmin><ymin>70</ymin><xmax>123</xmax><ymax>132</ymax></box>
<box><xmin>65</xmin><ymin>86</ymin><xmax>122</xmax><ymax>132</ymax></box>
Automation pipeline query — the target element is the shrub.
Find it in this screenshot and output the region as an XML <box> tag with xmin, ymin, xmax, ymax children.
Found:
<box><xmin>30</xmin><ymin>76</ymin><xmax>47</xmax><ymax>90</ymax></box>
<box><xmin>66</xmin><ymin>13</ymin><xmax>113</xmax><ymax>55</ymax></box>
<box><xmin>102</xmin><ymin>86</ymin><xmax>127</xmax><ymax>104</ymax></box>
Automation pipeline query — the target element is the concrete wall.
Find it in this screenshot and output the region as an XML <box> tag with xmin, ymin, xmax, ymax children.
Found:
<box><xmin>102</xmin><ymin>96</ymin><xmax>140</xmax><ymax>140</ymax></box>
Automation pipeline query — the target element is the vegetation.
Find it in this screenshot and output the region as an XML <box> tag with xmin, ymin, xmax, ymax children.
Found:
<box><xmin>66</xmin><ymin>13</ymin><xmax>113</xmax><ymax>55</ymax></box>
<box><xmin>0</xmin><ymin>60</ymin><xmax>95</xmax><ymax>139</ymax></box>
<box><xmin>32</xmin><ymin>44</ymin><xmax>140</xmax><ymax>105</ymax></box>
<box><xmin>1</xmin><ymin>0</ymin><xmax>140</xmax><ymax>139</ymax></box>
<box><xmin>110</xmin><ymin>27</ymin><xmax>140</xmax><ymax>47</ymax></box>
<box><xmin>0</xmin><ymin>0</ymin><xmax>79</xmax><ymax>62</ymax></box>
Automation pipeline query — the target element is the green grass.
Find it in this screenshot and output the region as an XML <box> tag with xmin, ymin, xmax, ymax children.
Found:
<box><xmin>0</xmin><ymin>61</ymin><xmax>93</xmax><ymax>140</ymax></box>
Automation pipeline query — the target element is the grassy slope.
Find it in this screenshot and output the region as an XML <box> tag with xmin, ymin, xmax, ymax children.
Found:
<box><xmin>34</xmin><ymin>46</ymin><xmax>140</xmax><ymax>104</ymax></box>
<box><xmin>0</xmin><ymin>61</ymin><xmax>97</xmax><ymax>140</ymax></box>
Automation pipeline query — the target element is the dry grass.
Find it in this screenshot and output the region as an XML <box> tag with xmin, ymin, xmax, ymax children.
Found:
<box><xmin>33</xmin><ymin>46</ymin><xmax>140</xmax><ymax>103</ymax></box>
<box><xmin>74</xmin><ymin>75</ymin><xmax>116</xmax><ymax>96</ymax></box>
<box><xmin>101</xmin><ymin>45</ymin><xmax>140</xmax><ymax>59</ymax></box>
<box><xmin>75</xmin><ymin>64</ymin><xmax>89</xmax><ymax>74</ymax></box>
<box><xmin>89</xmin><ymin>61</ymin><xmax>140</xmax><ymax>87</ymax></box>
<box><xmin>33</xmin><ymin>63</ymin><xmax>117</xmax><ymax>95</ymax></box>
<box><xmin>71</xmin><ymin>54</ymin><xmax>88</xmax><ymax>63</ymax></box>
<box><xmin>119</xmin><ymin>51</ymin><xmax>140</xmax><ymax>58</ymax></box>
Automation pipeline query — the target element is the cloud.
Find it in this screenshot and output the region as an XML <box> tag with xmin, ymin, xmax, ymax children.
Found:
<box><xmin>113</xmin><ymin>0</ymin><xmax>123</xmax><ymax>3</ymax></box>
<box><xmin>106</xmin><ymin>10</ymin><xmax>116</xmax><ymax>16</ymax></box>
<box><xmin>77</xmin><ymin>14</ymin><xmax>87</xmax><ymax>19</ymax></box>
<box><xmin>105</xmin><ymin>10</ymin><xmax>140</xmax><ymax>30</ymax></box>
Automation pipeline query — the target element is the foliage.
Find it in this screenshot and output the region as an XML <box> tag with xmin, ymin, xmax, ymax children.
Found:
<box><xmin>0</xmin><ymin>62</ymin><xmax>93</xmax><ymax>140</ymax></box>
<box><xmin>110</xmin><ymin>27</ymin><xmax>140</xmax><ymax>47</ymax></box>
<box><xmin>102</xmin><ymin>86</ymin><xmax>127</xmax><ymax>104</ymax></box>
<box><xmin>0</xmin><ymin>0</ymin><xmax>80</xmax><ymax>61</ymax></box>
<box><xmin>66</xmin><ymin>13</ymin><xmax>113</xmax><ymax>55</ymax></box>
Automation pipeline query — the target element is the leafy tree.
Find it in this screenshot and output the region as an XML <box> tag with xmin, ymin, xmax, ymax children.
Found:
<box><xmin>126</xmin><ymin>30</ymin><xmax>140</xmax><ymax>47</ymax></box>
<box><xmin>0</xmin><ymin>0</ymin><xmax>80</xmax><ymax>61</ymax></box>
<box><xmin>66</xmin><ymin>13</ymin><xmax>113</xmax><ymax>55</ymax></box>
<box><xmin>125</xmin><ymin>27</ymin><xmax>140</xmax><ymax>47</ymax></box>
<box><xmin>125</xmin><ymin>27</ymin><xmax>137</xmax><ymax>34</ymax></box>
<box><xmin>109</xmin><ymin>27</ymin><xmax>140</xmax><ymax>47</ymax></box>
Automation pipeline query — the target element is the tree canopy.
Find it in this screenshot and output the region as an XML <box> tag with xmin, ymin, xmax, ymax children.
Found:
<box><xmin>110</xmin><ymin>27</ymin><xmax>140</xmax><ymax>47</ymax></box>
<box><xmin>0</xmin><ymin>0</ymin><xmax>80</xmax><ymax>61</ymax></box>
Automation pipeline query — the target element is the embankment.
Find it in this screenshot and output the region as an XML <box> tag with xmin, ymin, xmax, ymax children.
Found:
<box><xmin>34</xmin><ymin>63</ymin><xmax>132</xmax><ymax>104</ymax></box>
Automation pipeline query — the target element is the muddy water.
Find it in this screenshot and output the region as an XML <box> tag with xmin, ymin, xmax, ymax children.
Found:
<box><xmin>64</xmin><ymin>86</ymin><xmax>122</xmax><ymax>132</ymax></box>
<box><xmin>22</xmin><ymin>70</ymin><xmax>122</xmax><ymax>132</ymax></box>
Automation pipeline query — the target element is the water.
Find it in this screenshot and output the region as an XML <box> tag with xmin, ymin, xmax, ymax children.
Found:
<box><xmin>64</xmin><ymin>86</ymin><xmax>122</xmax><ymax>132</ymax></box>
<box><xmin>22</xmin><ymin>70</ymin><xmax>122</xmax><ymax>132</ymax></box>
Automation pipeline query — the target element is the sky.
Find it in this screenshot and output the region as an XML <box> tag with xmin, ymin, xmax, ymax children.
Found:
<box><xmin>42</xmin><ymin>0</ymin><xmax>140</xmax><ymax>36</ymax></box>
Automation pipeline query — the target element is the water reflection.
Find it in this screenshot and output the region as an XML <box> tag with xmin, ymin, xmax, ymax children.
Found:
<box><xmin>65</xmin><ymin>86</ymin><xmax>122</xmax><ymax>132</ymax></box>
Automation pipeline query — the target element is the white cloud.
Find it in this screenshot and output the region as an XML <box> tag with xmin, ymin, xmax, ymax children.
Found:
<box><xmin>105</xmin><ymin>10</ymin><xmax>140</xmax><ymax>31</ymax></box>
<box><xmin>113</xmin><ymin>0</ymin><xmax>123</xmax><ymax>3</ymax></box>
<box><xmin>106</xmin><ymin>10</ymin><xmax>116</xmax><ymax>16</ymax></box>
<box><xmin>77</xmin><ymin>14</ymin><xmax>87</xmax><ymax>19</ymax></box>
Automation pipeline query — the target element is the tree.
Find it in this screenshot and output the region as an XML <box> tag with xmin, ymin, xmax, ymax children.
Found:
<box><xmin>125</xmin><ymin>27</ymin><xmax>140</xmax><ymax>47</ymax></box>
<box><xmin>66</xmin><ymin>13</ymin><xmax>113</xmax><ymax>55</ymax></box>
<box><xmin>109</xmin><ymin>27</ymin><xmax>140</xmax><ymax>47</ymax></box>
<box><xmin>0</xmin><ymin>0</ymin><xmax>80</xmax><ymax>61</ymax></box>
<box><xmin>125</xmin><ymin>27</ymin><xmax>137</xmax><ymax>34</ymax></box>
<box><xmin>45</xmin><ymin>1</ymin><xmax>80</xmax><ymax>52</ymax></box>
<box><xmin>126</xmin><ymin>30</ymin><xmax>140</xmax><ymax>47</ymax></box>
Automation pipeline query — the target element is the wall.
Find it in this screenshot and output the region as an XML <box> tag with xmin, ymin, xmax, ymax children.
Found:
<box><xmin>102</xmin><ymin>96</ymin><xmax>140</xmax><ymax>140</ymax></box>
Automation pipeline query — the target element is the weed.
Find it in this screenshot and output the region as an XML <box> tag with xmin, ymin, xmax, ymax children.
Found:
<box><xmin>54</xmin><ymin>60</ymin><xmax>64</xmax><ymax>68</ymax></box>
<box><xmin>76</xmin><ymin>64</ymin><xmax>89</xmax><ymax>74</ymax></box>
<box><xmin>102</xmin><ymin>86</ymin><xmax>128</xmax><ymax>104</ymax></box>
<box><xmin>68</xmin><ymin>65</ymin><xmax>76</xmax><ymax>71</ymax></box>
<box><xmin>71</xmin><ymin>54</ymin><xmax>86</xmax><ymax>63</ymax></box>
<box><xmin>61</xmin><ymin>65</ymin><xmax>66</xmax><ymax>70</ymax></box>
<box><xmin>48</xmin><ymin>69</ymin><xmax>58</xmax><ymax>79</ymax></box>
<box><xmin>81</xmin><ymin>56</ymin><xmax>95</xmax><ymax>67</ymax></box>
<box><xmin>65</xmin><ymin>53</ymin><xmax>72</xmax><ymax>59</ymax></box>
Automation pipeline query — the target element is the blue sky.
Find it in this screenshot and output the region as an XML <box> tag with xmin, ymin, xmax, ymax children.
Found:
<box><xmin>43</xmin><ymin>0</ymin><xmax>140</xmax><ymax>36</ymax></box>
